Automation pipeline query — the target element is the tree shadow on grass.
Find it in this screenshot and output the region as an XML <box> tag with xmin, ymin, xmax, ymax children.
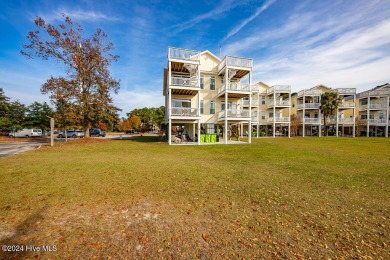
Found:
<box><xmin>0</xmin><ymin>205</ymin><xmax>49</xmax><ymax>259</ymax></box>
<box><xmin>112</xmin><ymin>136</ymin><xmax>161</xmax><ymax>143</ymax></box>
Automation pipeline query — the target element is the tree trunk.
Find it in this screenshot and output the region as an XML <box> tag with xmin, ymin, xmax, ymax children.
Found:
<box><xmin>323</xmin><ymin>115</ymin><xmax>327</xmax><ymax>137</ymax></box>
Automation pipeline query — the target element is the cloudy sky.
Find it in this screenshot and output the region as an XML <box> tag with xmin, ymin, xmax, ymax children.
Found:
<box><xmin>1</xmin><ymin>0</ymin><xmax>390</xmax><ymax>116</ymax></box>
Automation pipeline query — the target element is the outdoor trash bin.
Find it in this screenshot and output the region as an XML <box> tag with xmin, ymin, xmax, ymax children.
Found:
<box><xmin>205</xmin><ymin>134</ymin><xmax>211</xmax><ymax>143</ymax></box>
<box><xmin>211</xmin><ymin>134</ymin><xmax>217</xmax><ymax>142</ymax></box>
<box><xmin>200</xmin><ymin>134</ymin><xmax>205</xmax><ymax>143</ymax></box>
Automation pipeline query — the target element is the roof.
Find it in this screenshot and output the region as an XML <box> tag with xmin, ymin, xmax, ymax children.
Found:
<box><xmin>200</xmin><ymin>50</ymin><xmax>221</xmax><ymax>62</ymax></box>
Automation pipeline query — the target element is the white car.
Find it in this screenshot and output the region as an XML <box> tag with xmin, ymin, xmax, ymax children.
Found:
<box><xmin>9</xmin><ymin>129</ymin><xmax>42</xmax><ymax>138</ymax></box>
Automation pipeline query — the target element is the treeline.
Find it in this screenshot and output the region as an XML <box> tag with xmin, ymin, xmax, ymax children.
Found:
<box><xmin>0</xmin><ymin>88</ymin><xmax>119</xmax><ymax>132</ymax></box>
<box><xmin>118</xmin><ymin>106</ymin><xmax>165</xmax><ymax>132</ymax></box>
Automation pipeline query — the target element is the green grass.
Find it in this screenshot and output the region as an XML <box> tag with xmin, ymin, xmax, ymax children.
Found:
<box><xmin>0</xmin><ymin>137</ymin><xmax>389</xmax><ymax>258</ymax></box>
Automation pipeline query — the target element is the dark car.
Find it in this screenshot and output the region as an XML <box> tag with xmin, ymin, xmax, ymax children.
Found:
<box><xmin>89</xmin><ymin>128</ymin><xmax>106</xmax><ymax>137</ymax></box>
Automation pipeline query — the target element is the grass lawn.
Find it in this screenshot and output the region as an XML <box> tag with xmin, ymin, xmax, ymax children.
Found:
<box><xmin>0</xmin><ymin>137</ymin><xmax>389</xmax><ymax>258</ymax></box>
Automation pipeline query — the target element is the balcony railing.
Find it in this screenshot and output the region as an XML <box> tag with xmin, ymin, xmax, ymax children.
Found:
<box><xmin>218</xmin><ymin>109</ymin><xmax>250</xmax><ymax>119</ymax></box>
<box><xmin>359</xmin><ymin>90</ymin><xmax>390</xmax><ymax>98</ymax></box>
<box><xmin>338</xmin><ymin>118</ymin><xmax>354</xmax><ymax>124</ymax></box>
<box><xmin>267</xmin><ymin>85</ymin><xmax>291</xmax><ymax>94</ymax></box>
<box><xmin>300</xmin><ymin>118</ymin><xmax>321</xmax><ymax>124</ymax></box>
<box><xmin>252</xmin><ymin>113</ymin><xmax>258</xmax><ymax>122</ymax></box>
<box><xmin>360</xmin><ymin>104</ymin><xmax>388</xmax><ymax>110</ymax></box>
<box><xmin>171</xmin><ymin>76</ymin><xmax>199</xmax><ymax>88</ymax></box>
<box><xmin>168</xmin><ymin>47</ymin><xmax>200</xmax><ymax>61</ymax></box>
<box><xmin>268</xmin><ymin>100</ymin><xmax>290</xmax><ymax>107</ymax></box>
<box><xmin>297</xmin><ymin>89</ymin><xmax>322</xmax><ymax>97</ymax></box>
<box><xmin>218</xmin><ymin>56</ymin><xmax>253</xmax><ymax>72</ymax></box>
<box><xmin>170</xmin><ymin>107</ymin><xmax>199</xmax><ymax>117</ymax></box>
<box><xmin>359</xmin><ymin>119</ymin><xmax>388</xmax><ymax>125</ymax></box>
<box><xmin>297</xmin><ymin>103</ymin><xmax>321</xmax><ymax>109</ymax></box>
<box><xmin>268</xmin><ymin>117</ymin><xmax>290</xmax><ymax>123</ymax></box>
<box><xmin>242</xmin><ymin>99</ymin><xmax>259</xmax><ymax>107</ymax></box>
<box><xmin>338</xmin><ymin>102</ymin><xmax>355</xmax><ymax>109</ymax></box>
<box><xmin>218</xmin><ymin>82</ymin><xmax>250</xmax><ymax>94</ymax></box>
<box><xmin>334</xmin><ymin>88</ymin><xmax>356</xmax><ymax>95</ymax></box>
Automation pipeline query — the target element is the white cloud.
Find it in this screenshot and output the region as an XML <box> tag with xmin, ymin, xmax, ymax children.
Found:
<box><xmin>30</xmin><ymin>8</ymin><xmax>120</xmax><ymax>23</ymax></box>
<box><xmin>222</xmin><ymin>0</ymin><xmax>276</xmax><ymax>42</ymax></box>
<box><xmin>113</xmin><ymin>89</ymin><xmax>164</xmax><ymax>117</ymax></box>
<box><xmin>169</xmin><ymin>0</ymin><xmax>250</xmax><ymax>32</ymax></box>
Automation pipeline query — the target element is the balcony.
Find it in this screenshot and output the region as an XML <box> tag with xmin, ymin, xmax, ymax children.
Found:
<box><xmin>242</xmin><ymin>99</ymin><xmax>259</xmax><ymax>107</ymax></box>
<box><xmin>218</xmin><ymin>82</ymin><xmax>251</xmax><ymax>98</ymax></box>
<box><xmin>267</xmin><ymin>85</ymin><xmax>291</xmax><ymax>94</ymax></box>
<box><xmin>297</xmin><ymin>103</ymin><xmax>321</xmax><ymax>109</ymax></box>
<box><xmin>170</xmin><ymin>107</ymin><xmax>199</xmax><ymax>118</ymax></box>
<box><xmin>297</xmin><ymin>89</ymin><xmax>322</xmax><ymax>97</ymax></box>
<box><xmin>359</xmin><ymin>104</ymin><xmax>388</xmax><ymax>110</ymax></box>
<box><xmin>359</xmin><ymin>119</ymin><xmax>388</xmax><ymax>125</ymax></box>
<box><xmin>327</xmin><ymin>118</ymin><xmax>354</xmax><ymax>124</ymax></box>
<box><xmin>218</xmin><ymin>109</ymin><xmax>250</xmax><ymax>120</ymax></box>
<box><xmin>268</xmin><ymin>117</ymin><xmax>290</xmax><ymax>123</ymax></box>
<box><xmin>300</xmin><ymin>118</ymin><xmax>321</xmax><ymax>124</ymax></box>
<box><xmin>338</xmin><ymin>102</ymin><xmax>355</xmax><ymax>109</ymax></box>
<box><xmin>359</xmin><ymin>89</ymin><xmax>390</xmax><ymax>98</ymax></box>
<box><xmin>170</xmin><ymin>75</ymin><xmax>199</xmax><ymax>95</ymax></box>
<box><xmin>334</xmin><ymin>88</ymin><xmax>356</xmax><ymax>95</ymax></box>
<box><xmin>168</xmin><ymin>47</ymin><xmax>200</xmax><ymax>62</ymax></box>
<box><xmin>268</xmin><ymin>100</ymin><xmax>290</xmax><ymax>107</ymax></box>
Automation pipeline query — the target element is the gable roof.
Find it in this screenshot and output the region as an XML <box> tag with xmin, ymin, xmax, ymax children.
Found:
<box><xmin>200</xmin><ymin>50</ymin><xmax>221</xmax><ymax>62</ymax></box>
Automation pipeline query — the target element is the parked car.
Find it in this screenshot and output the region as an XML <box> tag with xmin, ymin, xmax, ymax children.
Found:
<box><xmin>57</xmin><ymin>130</ymin><xmax>84</xmax><ymax>138</ymax></box>
<box><xmin>89</xmin><ymin>128</ymin><xmax>106</xmax><ymax>137</ymax></box>
<box><xmin>9</xmin><ymin>129</ymin><xmax>42</xmax><ymax>138</ymax></box>
<box><xmin>125</xmin><ymin>129</ymin><xmax>138</xmax><ymax>134</ymax></box>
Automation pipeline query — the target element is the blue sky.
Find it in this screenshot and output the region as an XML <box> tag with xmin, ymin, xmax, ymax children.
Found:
<box><xmin>1</xmin><ymin>0</ymin><xmax>390</xmax><ymax>116</ymax></box>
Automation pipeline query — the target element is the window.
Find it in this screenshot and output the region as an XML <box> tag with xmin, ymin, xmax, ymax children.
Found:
<box><xmin>292</xmin><ymin>101</ymin><xmax>295</xmax><ymax>108</ymax></box>
<box><xmin>361</xmin><ymin>114</ymin><xmax>367</xmax><ymax>119</ymax></box>
<box><xmin>269</xmin><ymin>112</ymin><xmax>274</xmax><ymax>118</ymax></box>
<box><xmin>172</xmin><ymin>99</ymin><xmax>191</xmax><ymax>108</ymax></box>
<box><xmin>221</xmin><ymin>101</ymin><xmax>237</xmax><ymax>111</ymax></box>
<box><xmin>209</xmin><ymin>100</ymin><xmax>215</xmax><ymax>114</ymax></box>
<box><xmin>200</xmin><ymin>75</ymin><xmax>204</xmax><ymax>89</ymax></box>
<box><xmin>200</xmin><ymin>100</ymin><xmax>204</xmax><ymax>115</ymax></box>
<box><xmin>379</xmin><ymin>113</ymin><xmax>384</xmax><ymax>119</ymax></box>
<box><xmin>206</xmin><ymin>124</ymin><xmax>215</xmax><ymax>134</ymax></box>
<box><xmin>210</xmin><ymin>76</ymin><xmax>215</xmax><ymax>90</ymax></box>
<box><xmin>369</xmin><ymin>114</ymin><xmax>374</xmax><ymax>119</ymax></box>
<box><xmin>361</xmin><ymin>100</ymin><xmax>367</xmax><ymax>106</ymax></box>
<box><xmin>305</xmin><ymin>113</ymin><xmax>310</xmax><ymax>118</ymax></box>
<box><xmin>261</xmin><ymin>111</ymin><xmax>265</xmax><ymax>120</ymax></box>
<box><xmin>262</xmin><ymin>96</ymin><xmax>266</xmax><ymax>105</ymax></box>
<box><xmin>314</xmin><ymin>113</ymin><xmax>318</xmax><ymax>119</ymax></box>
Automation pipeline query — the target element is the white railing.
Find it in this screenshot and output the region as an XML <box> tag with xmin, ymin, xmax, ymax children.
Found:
<box><xmin>171</xmin><ymin>76</ymin><xmax>199</xmax><ymax>88</ymax></box>
<box><xmin>269</xmin><ymin>100</ymin><xmax>290</xmax><ymax>107</ymax></box>
<box><xmin>268</xmin><ymin>117</ymin><xmax>290</xmax><ymax>123</ymax></box>
<box><xmin>360</xmin><ymin>119</ymin><xmax>388</xmax><ymax>125</ymax></box>
<box><xmin>338</xmin><ymin>118</ymin><xmax>354</xmax><ymax>124</ymax></box>
<box><xmin>360</xmin><ymin>89</ymin><xmax>390</xmax><ymax>98</ymax></box>
<box><xmin>171</xmin><ymin>107</ymin><xmax>199</xmax><ymax>117</ymax></box>
<box><xmin>334</xmin><ymin>88</ymin><xmax>356</xmax><ymax>95</ymax></box>
<box><xmin>251</xmin><ymin>113</ymin><xmax>258</xmax><ymax>122</ymax></box>
<box><xmin>218</xmin><ymin>56</ymin><xmax>253</xmax><ymax>72</ymax></box>
<box><xmin>338</xmin><ymin>102</ymin><xmax>355</xmax><ymax>108</ymax></box>
<box><xmin>297</xmin><ymin>103</ymin><xmax>321</xmax><ymax>109</ymax></box>
<box><xmin>242</xmin><ymin>99</ymin><xmax>259</xmax><ymax>107</ymax></box>
<box><xmin>267</xmin><ymin>85</ymin><xmax>291</xmax><ymax>94</ymax></box>
<box><xmin>218</xmin><ymin>109</ymin><xmax>250</xmax><ymax>119</ymax></box>
<box><xmin>300</xmin><ymin>118</ymin><xmax>321</xmax><ymax>124</ymax></box>
<box><xmin>168</xmin><ymin>47</ymin><xmax>200</xmax><ymax>61</ymax></box>
<box><xmin>297</xmin><ymin>89</ymin><xmax>322</xmax><ymax>97</ymax></box>
<box><xmin>218</xmin><ymin>82</ymin><xmax>251</xmax><ymax>94</ymax></box>
<box><xmin>360</xmin><ymin>104</ymin><xmax>388</xmax><ymax>110</ymax></box>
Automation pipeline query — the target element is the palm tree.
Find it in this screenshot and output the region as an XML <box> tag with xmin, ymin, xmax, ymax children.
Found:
<box><xmin>320</xmin><ymin>92</ymin><xmax>341</xmax><ymax>136</ymax></box>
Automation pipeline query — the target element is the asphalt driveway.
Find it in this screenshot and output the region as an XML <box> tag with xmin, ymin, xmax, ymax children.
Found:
<box><xmin>0</xmin><ymin>142</ymin><xmax>41</xmax><ymax>158</ymax></box>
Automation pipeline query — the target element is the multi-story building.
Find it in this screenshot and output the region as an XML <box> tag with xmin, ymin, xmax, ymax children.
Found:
<box><xmin>163</xmin><ymin>47</ymin><xmax>253</xmax><ymax>145</ymax></box>
<box><xmin>328</xmin><ymin>88</ymin><xmax>356</xmax><ymax>137</ymax></box>
<box><xmin>356</xmin><ymin>84</ymin><xmax>390</xmax><ymax>137</ymax></box>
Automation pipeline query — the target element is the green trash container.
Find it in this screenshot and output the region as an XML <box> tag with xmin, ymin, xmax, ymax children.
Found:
<box><xmin>211</xmin><ymin>134</ymin><xmax>217</xmax><ymax>143</ymax></box>
<box><xmin>200</xmin><ymin>134</ymin><xmax>205</xmax><ymax>143</ymax></box>
<box><xmin>205</xmin><ymin>134</ymin><xmax>211</xmax><ymax>143</ymax></box>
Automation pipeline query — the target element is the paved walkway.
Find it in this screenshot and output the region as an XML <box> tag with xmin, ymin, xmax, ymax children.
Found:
<box><xmin>0</xmin><ymin>142</ymin><xmax>41</xmax><ymax>158</ymax></box>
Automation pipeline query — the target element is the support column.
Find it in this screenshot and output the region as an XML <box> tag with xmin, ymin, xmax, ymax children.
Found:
<box><xmin>168</xmin><ymin>61</ymin><xmax>172</xmax><ymax>145</ymax></box>
<box><xmin>197</xmin><ymin>120</ymin><xmax>201</xmax><ymax>145</ymax></box>
<box><xmin>367</xmin><ymin>96</ymin><xmax>370</xmax><ymax>137</ymax></box>
<box><xmin>240</xmin><ymin>123</ymin><xmax>243</xmax><ymax>138</ymax></box>
<box><xmin>353</xmin><ymin>94</ymin><xmax>356</xmax><ymax>137</ymax></box>
<box><xmin>302</xmin><ymin>93</ymin><xmax>305</xmax><ymax>137</ymax></box>
<box><xmin>336</xmin><ymin>109</ymin><xmax>339</xmax><ymax>137</ymax></box>
<box><xmin>386</xmin><ymin>95</ymin><xmax>389</xmax><ymax>138</ymax></box>
<box><xmin>273</xmin><ymin>92</ymin><xmax>276</xmax><ymax>138</ymax></box>
<box><xmin>248</xmin><ymin>71</ymin><xmax>252</xmax><ymax>144</ymax></box>
<box><xmin>224</xmin><ymin>67</ymin><xmax>228</xmax><ymax>144</ymax></box>
<box><xmin>288</xmin><ymin>91</ymin><xmax>291</xmax><ymax>138</ymax></box>
<box><xmin>257</xmin><ymin>124</ymin><xmax>259</xmax><ymax>138</ymax></box>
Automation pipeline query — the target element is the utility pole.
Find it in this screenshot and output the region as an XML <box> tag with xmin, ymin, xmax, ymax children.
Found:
<box><xmin>47</xmin><ymin>116</ymin><xmax>55</xmax><ymax>146</ymax></box>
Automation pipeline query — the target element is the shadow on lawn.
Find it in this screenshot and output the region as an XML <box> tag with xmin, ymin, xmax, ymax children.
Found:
<box><xmin>113</xmin><ymin>136</ymin><xmax>160</xmax><ymax>143</ymax></box>
<box><xmin>0</xmin><ymin>205</ymin><xmax>49</xmax><ymax>259</ymax></box>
